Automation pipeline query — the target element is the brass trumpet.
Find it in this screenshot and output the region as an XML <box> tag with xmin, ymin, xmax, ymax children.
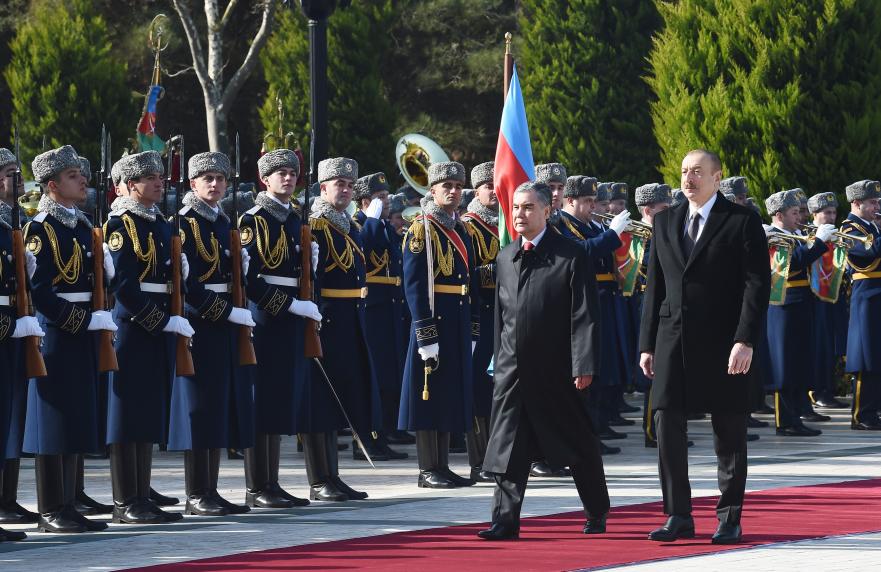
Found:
<box><xmin>798</xmin><ymin>223</ymin><xmax>874</xmax><ymax>250</ymax></box>
<box><xmin>595</xmin><ymin>212</ymin><xmax>653</xmax><ymax>238</ymax></box>
<box><xmin>17</xmin><ymin>188</ymin><xmax>42</xmax><ymax>217</ymax></box>
<box><xmin>767</xmin><ymin>232</ymin><xmax>811</xmax><ymax>249</ymax></box>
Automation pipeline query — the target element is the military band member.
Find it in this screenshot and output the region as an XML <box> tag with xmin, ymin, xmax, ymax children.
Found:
<box><xmin>169</xmin><ymin>151</ymin><xmax>256</xmax><ymax>516</ymax></box>
<box><xmin>103</xmin><ymin>152</ymin><xmax>191</xmax><ymax>524</ymax></box>
<box><xmin>304</xmin><ymin>157</ymin><xmax>381</xmax><ymax>501</ymax></box>
<box><xmin>720</xmin><ymin>177</ymin><xmax>749</xmax><ymax>207</ymax></box>
<box><xmin>238</xmin><ymin>149</ymin><xmax>318</xmax><ymax>508</ymax></box>
<box><xmin>535</xmin><ymin>163</ymin><xmax>566</xmax><ymax>225</ymax></box>
<box><xmin>607</xmin><ymin>182</ymin><xmax>637</xmax><ymax>418</ymax></box>
<box><xmin>23</xmin><ymin>145</ymin><xmax>116</xmax><ymax>533</ymax></box>
<box><xmin>840</xmin><ymin>180</ymin><xmax>881</xmax><ymax>430</ymax></box>
<box><xmin>461</xmin><ymin>161</ymin><xmax>498</xmax><ymax>483</ymax></box>
<box><xmin>807</xmin><ymin>192</ymin><xmax>848</xmax><ymax>409</ymax></box>
<box><xmin>764</xmin><ymin>190</ymin><xmax>833</xmax><ymax>436</ymax></box>
<box><xmin>608</xmin><ymin>182</ymin><xmax>628</xmax><ymax>215</ymax></box>
<box><xmin>353</xmin><ymin>172</ymin><xmax>409</xmax><ymax>459</ymax></box>
<box><xmin>400</xmin><ymin>161</ymin><xmax>480</xmax><ymax>489</ymax></box>
<box><xmin>0</xmin><ymin>149</ymin><xmax>39</xmax><ymax>530</ymax></box>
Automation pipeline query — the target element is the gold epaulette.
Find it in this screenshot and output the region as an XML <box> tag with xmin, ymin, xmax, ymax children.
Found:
<box><xmin>310</xmin><ymin>217</ymin><xmax>328</xmax><ymax>231</ymax></box>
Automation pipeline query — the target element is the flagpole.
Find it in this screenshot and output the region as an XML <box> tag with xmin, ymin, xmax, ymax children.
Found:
<box><xmin>503</xmin><ymin>32</ymin><xmax>513</xmax><ymax>99</ymax></box>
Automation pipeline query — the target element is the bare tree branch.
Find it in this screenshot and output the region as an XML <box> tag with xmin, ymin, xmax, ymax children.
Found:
<box><xmin>221</xmin><ymin>0</ymin><xmax>276</xmax><ymax>111</ymax></box>
<box><xmin>165</xmin><ymin>65</ymin><xmax>196</xmax><ymax>78</ymax></box>
<box><xmin>219</xmin><ymin>0</ymin><xmax>240</xmax><ymax>31</ymax></box>
<box><xmin>204</xmin><ymin>0</ymin><xmax>224</xmax><ymax>89</ymax></box>
<box><xmin>172</xmin><ymin>0</ymin><xmax>213</xmax><ymax>98</ymax></box>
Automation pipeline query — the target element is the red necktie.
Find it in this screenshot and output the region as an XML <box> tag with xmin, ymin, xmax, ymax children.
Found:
<box><xmin>523</xmin><ymin>241</ymin><xmax>534</xmax><ymax>251</ymax></box>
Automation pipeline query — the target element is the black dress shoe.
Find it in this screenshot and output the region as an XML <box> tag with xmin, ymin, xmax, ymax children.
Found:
<box><xmin>0</xmin><ymin>502</ymin><xmax>39</xmax><ymax>524</ymax></box>
<box><xmin>330</xmin><ymin>476</ymin><xmax>368</xmax><ymax>500</ymax></box>
<box><xmin>686</xmin><ymin>413</ymin><xmax>706</xmax><ymax>420</ymax></box>
<box><xmin>74</xmin><ymin>491</ymin><xmax>113</xmax><ymax>515</ymax></box>
<box><xmin>440</xmin><ymin>468</ymin><xmax>474</xmax><ymax>487</ymax></box>
<box><xmin>212</xmin><ymin>491</ymin><xmax>250</xmax><ymax>514</ymax></box>
<box><xmin>776</xmin><ymin>425</ymin><xmax>821</xmax><ymax>436</ymax></box>
<box><xmin>227</xmin><ymin>448</ymin><xmax>244</xmax><ymax>460</ymax></box>
<box><xmin>309</xmin><ymin>481</ymin><xmax>349</xmax><ymax>502</ymax></box>
<box><xmin>609</xmin><ymin>414</ymin><xmax>636</xmax><ymax>427</ymax></box>
<box><xmin>477</xmin><ymin>522</ymin><xmax>519</xmax><ymax>540</ymax></box>
<box><xmin>600</xmin><ymin>442</ymin><xmax>621</xmax><ymax>455</ymax></box>
<box><xmin>648</xmin><ymin>515</ymin><xmax>695</xmax><ymax>542</ymax></box>
<box><xmin>618</xmin><ymin>402</ymin><xmax>640</xmax><ymax>414</ymax></box>
<box><xmin>470</xmin><ymin>467</ymin><xmax>495</xmax><ymax>483</ymax></box>
<box><xmin>747</xmin><ymin>415</ymin><xmax>769</xmax><ymax>428</ymax></box>
<box><xmin>386</xmin><ymin>430</ymin><xmax>416</xmax><ymax>445</ymax></box>
<box><xmin>267</xmin><ymin>482</ymin><xmax>310</xmax><ymax>506</ymax></box>
<box><xmin>746</xmin><ymin>433</ymin><xmax>760</xmax><ymax>442</ymax></box>
<box><xmin>418</xmin><ymin>470</ymin><xmax>456</xmax><ymax>489</ymax></box>
<box><xmin>852</xmin><ymin>420</ymin><xmax>881</xmax><ymax>431</ymax></box>
<box><xmin>149</xmin><ymin>488</ymin><xmax>179</xmax><ymax>507</ymax></box>
<box><xmin>185</xmin><ymin>495</ymin><xmax>229</xmax><ymax>516</ymax></box>
<box><xmin>245</xmin><ymin>489</ymin><xmax>296</xmax><ymax>509</ymax></box>
<box><xmin>529</xmin><ymin>461</ymin><xmax>556</xmax><ymax>477</ymax></box>
<box><xmin>583</xmin><ymin>514</ymin><xmax>607</xmax><ymax>534</ymax></box>
<box><xmin>0</xmin><ymin>527</ymin><xmax>27</xmax><ymax>541</ymax></box>
<box><xmin>67</xmin><ymin>506</ymin><xmax>108</xmax><ymax>531</ymax></box>
<box><xmin>801</xmin><ymin>412</ymin><xmax>831</xmax><ymax>422</ymax></box>
<box><xmin>147</xmin><ymin>502</ymin><xmax>184</xmax><ymax>522</ymax></box>
<box><xmin>711</xmin><ymin>521</ymin><xmax>742</xmax><ymax>544</ymax></box>
<box><xmin>112</xmin><ymin>501</ymin><xmax>165</xmax><ymax>524</ymax></box>
<box><xmin>598</xmin><ymin>428</ymin><xmax>627</xmax><ymax>440</ymax></box>
<box><xmin>381</xmin><ymin>443</ymin><xmax>409</xmax><ymax>460</ymax></box>
<box><xmin>645</xmin><ymin>438</ymin><xmax>658</xmax><ymax>448</ymax></box>
<box><xmin>353</xmin><ymin>445</ymin><xmax>389</xmax><ymax>462</ymax></box>
<box><xmin>814</xmin><ymin>397</ymin><xmax>846</xmax><ymax>408</ymax></box>
<box><xmin>37</xmin><ymin>510</ymin><xmax>87</xmax><ymax>533</ymax></box>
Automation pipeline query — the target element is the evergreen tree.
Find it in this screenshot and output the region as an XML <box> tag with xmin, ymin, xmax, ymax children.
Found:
<box><xmin>261</xmin><ymin>2</ymin><xmax>398</xmax><ymax>178</ymax></box>
<box><xmin>518</xmin><ymin>0</ymin><xmax>661</xmax><ymax>185</ymax></box>
<box><xmin>4</xmin><ymin>0</ymin><xmax>135</xmax><ymax>177</ymax></box>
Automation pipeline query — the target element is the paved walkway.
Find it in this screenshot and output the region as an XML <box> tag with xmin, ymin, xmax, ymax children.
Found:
<box><xmin>0</xmin><ymin>398</ymin><xmax>878</xmax><ymax>571</ymax></box>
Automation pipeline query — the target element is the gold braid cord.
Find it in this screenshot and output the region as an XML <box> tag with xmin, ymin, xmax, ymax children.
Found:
<box><xmin>367</xmin><ymin>251</ymin><xmax>389</xmax><ymax>277</ymax></box>
<box><xmin>122</xmin><ymin>214</ymin><xmax>157</xmax><ymax>281</ymax></box>
<box><xmin>562</xmin><ymin>216</ymin><xmax>586</xmax><ymax>240</ymax></box>
<box><xmin>842</xmin><ymin>220</ymin><xmax>881</xmax><ymax>273</ymax></box>
<box><xmin>430</xmin><ymin>227</ymin><xmax>454</xmax><ymax>278</ymax></box>
<box><xmin>466</xmin><ymin>222</ymin><xmax>499</xmax><ymax>265</ymax></box>
<box><xmin>44</xmin><ymin>224</ymin><xmax>83</xmax><ymax>286</ymax></box>
<box><xmin>187</xmin><ymin>217</ymin><xmax>220</xmax><ymax>282</ymax></box>
<box><xmin>321</xmin><ymin>223</ymin><xmax>365</xmax><ymax>273</ymax></box>
<box><xmin>255</xmin><ymin>215</ymin><xmax>289</xmax><ymax>270</ymax></box>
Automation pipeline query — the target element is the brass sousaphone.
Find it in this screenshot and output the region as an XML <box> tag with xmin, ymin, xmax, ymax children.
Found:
<box><xmin>395</xmin><ymin>134</ymin><xmax>450</xmax><ymax>195</ymax></box>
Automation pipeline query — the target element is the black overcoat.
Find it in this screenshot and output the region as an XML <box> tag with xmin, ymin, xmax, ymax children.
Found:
<box><xmin>639</xmin><ymin>193</ymin><xmax>770</xmax><ymax>414</ymax></box>
<box><xmin>483</xmin><ymin>228</ymin><xmax>601</xmax><ymax>473</ymax></box>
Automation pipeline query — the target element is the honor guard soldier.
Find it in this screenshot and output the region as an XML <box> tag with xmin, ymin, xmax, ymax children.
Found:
<box><xmin>169</xmin><ymin>151</ymin><xmax>256</xmax><ymax>516</ymax></box>
<box><xmin>632</xmin><ymin>184</ymin><xmax>672</xmax><ymax>447</ymax></box>
<box><xmin>807</xmin><ymin>192</ymin><xmax>848</xmax><ymax>409</ymax></box>
<box><xmin>238</xmin><ymin>149</ymin><xmax>318</xmax><ymax>508</ymax></box>
<box><xmin>104</xmin><ymin>152</ymin><xmax>191</xmax><ymax>524</ymax></box>
<box><xmin>460</xmin><ymin>161</ymin><xmax>498</xmax><ymax>483</ymax></box>
<box><xmin>535</xmin><ymin>163</ymin><xmax>566</xmax><ymax>225</ymax></box>
<box><xmin>0</xmin><ymin>149</ymin><xmax>40</xmax><ymax>531</ymax></box>
<box><xmin>765</xmin><ymin>190</ymin><xmax>833</xmax><ymax>436</ymax></box>
<box><xmin>720</xmin><ymin>177</ymin><xmax>749</xmax><ymax>207</ymax></box>
<box><xmin>23</xmin><ymin>145</ymin><xmax>117</xmax><ymax>533</ymax></box>
<box><xmin>352</xmin><ymin>172</ymin><xmax>409</xmax><ymax>459</ymax></box>
<box><xmin>305</xmin><ymin>157</ymin><xmax>381</xmax><ymax>501</ymax></box>
<box><xmin>841</xmin><ymin>180</ymin><xmax>881</xmax><ymax>430</ymax></box>
<box><xmin>400</xmin><ymin>161</ymin><xmax>479</xmax><ymax>489</ymax></box>
<box><xmin>556</xmin><ymin>176</ymin><xmax>631</xmax><ymax>455</ymax></box>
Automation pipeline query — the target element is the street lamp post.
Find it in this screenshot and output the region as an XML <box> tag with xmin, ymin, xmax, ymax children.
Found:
<box><xmin>300</xmin><ymin>1</ymin><xmax>337</xmax><ymax>170</ymax></box>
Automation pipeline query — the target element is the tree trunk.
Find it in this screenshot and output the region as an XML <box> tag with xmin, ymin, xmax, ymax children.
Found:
<box><xmin>205</xmin><ymin>97</ymin><xmax>227</xmax><ymax>153</ymax></box>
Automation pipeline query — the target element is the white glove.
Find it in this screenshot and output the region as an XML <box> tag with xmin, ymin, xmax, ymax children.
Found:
<box><xmin>162</xmin><ymin>315</ymin><xmax>195</xmax><ymax>337</ymax></box>
<box><xmin>418</xmin><ymin>343</ymin><xmax>439</xmax><ymax>362</ymax></box>
<box><xmin>311</xmin><ymin>241</ymin><xmax>319</xmax><ymax>272</ymax></box>
<box><xmin>12</xmin><ymin>316</ymin><xmax>44</xmax><ymax>338</ymax></box>
<box><xmin>102</xmin><ymin>243</ymin><xmax>115</xmax><ymax>281</ymax></box>
<box><xmin>471</xmin><ymin>341</ymin><xmax>476</xmax><ymax>355</ymax></box>
<box><xmin>815</xmin><ymin>223</ymin><xmax>835</xmax><ymax>243</ymax></box>
<box><xmin>609</xmin><ymin>210</ymin><xmax>631</xmax><ymax>236</ymax></box>
<box><xmin>365</xmin><ymin>197</ymin><xmax>383</xmax><ymax>220</ymax></box>
<box><xmin>227</xmin><ymin>307</ymin><xmax>256</xmax><ymax>327</ymax></box>
<box><xmin>181</xmin><ymin>253</ymin><xmax>190</xmax><ymax>281</ymax></box>
<box><xmin>87</xmin><ymin>310</ymin><xmax>118</xmax><ymax>332</ymax></box>
<box><xmin>25</xmin><ymin>250</ymin><xmax>36</xmax><ymax>279</ymax></box>
<box><xmin>241</xmin><ymin>248</ymin><xmax>250</xmax><ymax>275</ymax></box>
<box><xmin>288</xmin><ymin>299</ymin><xmax>322</xmax><ymax>321</ymax></box>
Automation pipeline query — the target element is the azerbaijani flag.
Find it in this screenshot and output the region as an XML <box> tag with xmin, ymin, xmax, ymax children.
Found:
<box><xmin>493</xmin><ymin>65</ymin><xmax>535</xmax><ymax>247</ymax></box>
<box><xmin>768</xmin><ymin>243</ymin><xmax>792</xmax><ymax>305</ymax></box>
<box><xmin>137</xmin><ymin>85</ymin><xmax>165</xmax><ymax>152</ymax></box>
<box><xmin>614</xmin><ymin>231</ymin><xmax>646</xmax><ymax>297</ymax></box>
<box><xmin>810</xmin><ymin>243</ymin><xmax>847</xmax><ymax>303</ymax></box>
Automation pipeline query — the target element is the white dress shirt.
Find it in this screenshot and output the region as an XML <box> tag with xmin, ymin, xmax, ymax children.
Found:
<box><xmin>683</xmin><ymin>192</ymin><xmax>718</xmax><ymax>242</ymax></box>
<box><xmin>521</xmin><ymin>226</ymin><xmax>548</xmax><ymax>249</ymax></box>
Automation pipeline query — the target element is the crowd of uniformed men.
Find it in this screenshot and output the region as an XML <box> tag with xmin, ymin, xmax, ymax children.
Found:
<box><xmin>0</xmin><ymin>141</ymin><xmax>878</xmax><ymax>542</ymax></box>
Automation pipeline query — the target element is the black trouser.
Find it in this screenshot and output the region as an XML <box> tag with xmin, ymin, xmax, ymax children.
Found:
<box><xmin>643</xmin><ymin>386</ymin><xmax>656</xmax><ymax>442</ymax></box>
<box><xmin>490</xmin><ymin>411</ymin><xmax>609</xmax><ymax>529</ymax></box>
<box><xmin>774</xmin><ymin>386</ymin><xmax>802</xmax><ymax>429</ymax></box>
<box><xmin>853</xmin><ymin>372</ymin><xmax>881</xmax><ymax>424</ymax></box>
<box><xmin>655</xmin><ymin>409</ymin><xmax>747</xmax><ymax>524</ymax></box>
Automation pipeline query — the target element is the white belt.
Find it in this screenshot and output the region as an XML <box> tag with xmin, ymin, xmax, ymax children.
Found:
<box><xmin>259</xmin><ymin>274</ymin><xmax>299</xmax><ymax>288</ymax></box>
<box><xmin>0</xmin><ymin>295</ymin><xmax>10</xmax><ymax>306</ymax></box>
<box><xmin>57</xmin><ymin>292</ymin><xmax>92</xmax><ymax>303</ymax></box>
<box><xmin>204</xmin><ymin>283</ymin><xmax>231</xmax><ymax>293</ymax></box>
<box><xmin>140</xmin><ymin>282</ymin><xmax>171</xmax><ymax>294</ymax></box>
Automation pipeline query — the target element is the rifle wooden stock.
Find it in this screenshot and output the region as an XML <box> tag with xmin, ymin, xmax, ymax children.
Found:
<box><xmin>12</xmin><ymin>229</ymin><xmax>46</xmax><ymax>378</ymax></box>
<box><xmin>229</xmin><ymin>229</ymin><xmax>256</xmax><ymax>366</ymax></box>
<box><xmin>92</xmin><ymin>227</ymin><xmax>118</xmax><ymax>372</ymax></box>
<box><xmin>171</xmin><ymin>234</ymin><xmax>195</xmax><ymax>376</ymax></box>
<box><xmin>300</xmin><ymin>223</ymin><xmax>322</xmax><ymax>358</ymax></box>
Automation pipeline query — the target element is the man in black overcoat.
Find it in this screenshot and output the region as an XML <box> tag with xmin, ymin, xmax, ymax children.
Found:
<box><xmin>478</xmin><ymin>181</ymin><xmax>610</xmax><ymax>541</ymax></box>
<box><xmin>639</xmin><ymin>150</ymin><xmax>770</xmax><ymax>545</ymax></box>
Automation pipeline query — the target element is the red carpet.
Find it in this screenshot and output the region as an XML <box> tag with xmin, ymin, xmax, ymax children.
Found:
<box><xmin>138</xmin><ymin>478</ymin><xmax>881</xmax><ymax>571</ymax></box>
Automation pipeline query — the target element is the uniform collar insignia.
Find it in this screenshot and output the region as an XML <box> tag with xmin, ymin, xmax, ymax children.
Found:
<box><xmin>420</xmin><ymin>196</ymin><xmax>457</xmax><ymax>230</ymax></box>
<box><xmin>183</xmin><ymin>191</ymin><xmax>229</xmax><ymax>223</ymax></box>
<box><xmin>465</xmin><ymin>197</ymin><xmax>499</xmax><ymax>226</ymax></box>
<box><xmin>310</xmin><ymin>196</ymin><xmax>350</xmax><ymax>234</ymax></box>
<box><xmin>110</xmin><ymin>196</ymin><xmax>158</xmax><ymax>222</ymax></box>
<box><xmin>37</xmin><ymin>194</ymin><xmax>91</xmax><ymax>229</ymax></box>
<box><xmin>255</xmin><ymin>191</ymin><xmax>298</xmax><ymax>223</ymax></box>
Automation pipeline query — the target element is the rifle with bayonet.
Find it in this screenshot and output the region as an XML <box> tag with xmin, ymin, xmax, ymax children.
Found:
<box><xmin>301</xmin><ymin>131</ymin><xmax>322</xmax><ymax>358</ymax></box>
<box><xmin>11</xmin><ymin>127</ymin><xmax>47</xmax><ymax>378</ymax></box>
<box><xmin>230</xmin><ymin>133</ymin><xmax>256</xmax><ymax>365</ymax></box>
<box><xmin>93</xmin><ymin>126</ymin><xmax>118</xmax><ymax>372</ymax></box>
<box><xmin>169</xmin><ymin>136</ymin><xmax>195</xmax><ymax>376</ymax></box>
